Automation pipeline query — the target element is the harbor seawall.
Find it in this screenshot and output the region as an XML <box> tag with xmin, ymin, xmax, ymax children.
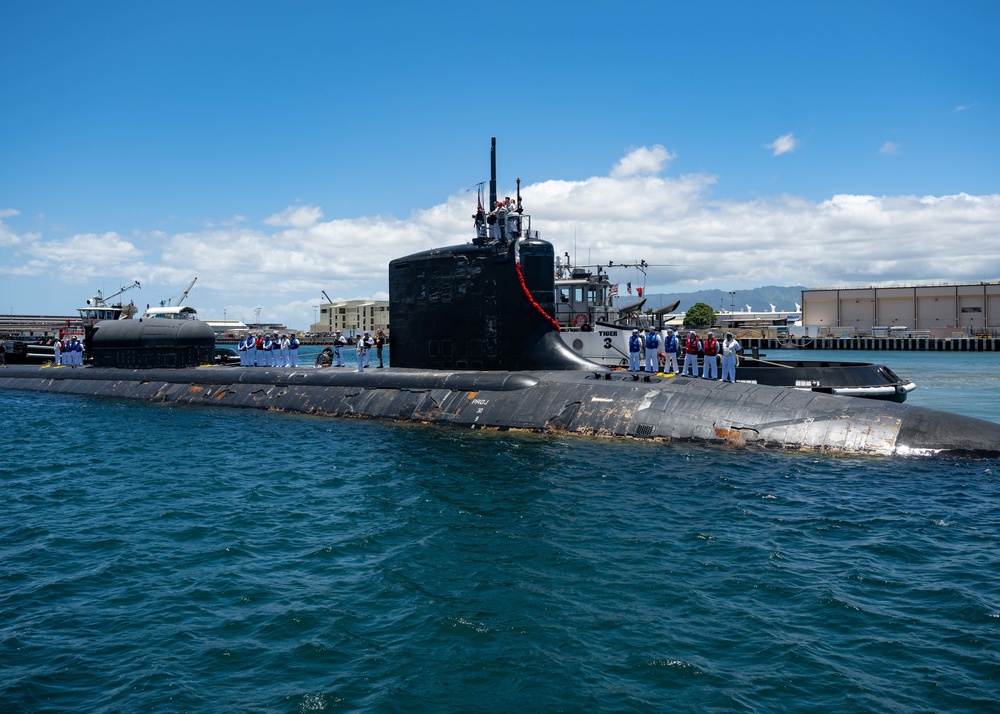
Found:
<box><xmin>742</xmin><ymin>336</ymin><xmax>1000</xmax><ymax>352</ymax></box>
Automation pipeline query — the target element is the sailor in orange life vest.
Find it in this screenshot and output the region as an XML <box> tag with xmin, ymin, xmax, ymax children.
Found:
<box><xmin>682</xmin><ymin>331</ymin><xmax>701</xmax><ymax>377</ymax></box>
<box><xmin>628</xmin><ymin>328</ymin><xmax>642</xmax><ymax>372</ymax></box>
<box><xmin>644</xmin><ymin>325</ymin><xmax>660</xmax><ymax>373</ymax></box>
<box><xmin>702</xmin><ymin>331</ymin><xmax>720</xmax><ymax>380</ymax></box>
<box><xmin>721</xmin><ymin>331</ymin><xmax>743</xmax><ymax>382</ymax></box>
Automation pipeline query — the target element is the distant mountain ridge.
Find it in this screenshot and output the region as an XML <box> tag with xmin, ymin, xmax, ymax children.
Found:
<box><xmin>620</xmin><ymin>286</ymin><xmax>808</xmax><ymax>314</ymax></box>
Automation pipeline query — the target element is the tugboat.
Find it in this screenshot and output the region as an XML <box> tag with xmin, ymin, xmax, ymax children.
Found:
<box><xmin>550</xmin><ymin>255</ymin><xmax>917</xmax><ymax>402</ymax></box>
<box><xmin>3</xmin><ymin>281</ymin><xmax>141</xmax><ymax>364</ymax></box>
<box><xmin>553</xmin><ymin>255</ymin><xmax>681</xmax><ymax>367</ymax></box>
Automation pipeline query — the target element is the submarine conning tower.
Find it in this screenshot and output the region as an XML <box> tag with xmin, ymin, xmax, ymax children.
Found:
<box><xmin>389</xmin><ymin>137</ymin><xmax>598</xmax><ymax>372</ymax></box>
<box><xmin>389</xmin><ymin>237</ymin><xmax>599</xmax><ymax>371</ymax></box>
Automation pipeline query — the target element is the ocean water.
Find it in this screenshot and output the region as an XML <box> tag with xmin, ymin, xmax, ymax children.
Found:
<box><xmin>2</xmin><ymin>351</ymin><xmax>999</xmax><ymax>712</ymax></box>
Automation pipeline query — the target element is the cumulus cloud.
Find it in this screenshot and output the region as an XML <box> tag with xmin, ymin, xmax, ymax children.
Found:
<box><xmin>264</xmin><ymin>205</ymin><xmax>324</xmax><ymax>228</ymax></box>
<box><xmin>4</xmin><ymin>144</ymin><xmax>1000</xmax><ymax>328</ymax></box>
<box><xmin>879</xmin><ymin>141</ymin><xmax>901</xmax><ymax>156</ymax></box>
<box><xmin>610</xmin><ymin>145</ymin><xmax>676</xmax><ymax>178</ymax></box>
<box><xmin>766</xmin><ymin>133</ymin><xmax>798</xmax><ymax>156</ymax></box>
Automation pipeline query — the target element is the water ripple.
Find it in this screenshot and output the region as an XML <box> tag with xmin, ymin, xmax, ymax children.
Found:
<box><xmin>1</xmin><ymin>391</ymin><xmax>999</xmax><ymax>712</ymax></box>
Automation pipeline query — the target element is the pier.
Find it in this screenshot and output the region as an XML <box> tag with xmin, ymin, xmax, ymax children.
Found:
<box><xmin>740</xmin><ymin>336</ymin><xmax>1000</xmax><ymax>352</ymax></box>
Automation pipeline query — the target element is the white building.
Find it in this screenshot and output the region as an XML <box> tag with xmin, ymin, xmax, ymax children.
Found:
<box><xmin>311</xmin><ymin>299</ymin><xmax>389</xmax><ymax>336</ymax></box>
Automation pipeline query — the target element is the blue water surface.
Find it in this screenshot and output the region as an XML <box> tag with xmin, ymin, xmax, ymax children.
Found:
<box><xmin>1</xmin><ymin>351</ymin><xmax>999</xmax><ymax>713</ymax></box>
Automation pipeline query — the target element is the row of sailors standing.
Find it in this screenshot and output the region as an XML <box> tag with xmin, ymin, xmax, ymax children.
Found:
<box><xmin>628</xmin><ymin>328</ymin><xmax>743</xmax><ymax>382</ymax></box>
<box><xmin>237</xmin><ymin>333</ymin><xmax>300</xmax><ymax>367</ymax></box>
<box><xmin>53</xmin><ymin>337</ymin><xmax>84</xmax><ymax>367</ymax></box>
<box><xmin>329</xmin><ymin>329</ymin><xmax>386</xmax><ymax>371</ymax></box>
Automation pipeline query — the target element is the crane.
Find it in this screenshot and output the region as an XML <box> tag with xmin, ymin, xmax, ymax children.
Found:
<box><xmin>108</xmin><ymin>280</ymin><xmax>141</xmax><ymax>301</ymax></box>
<box><xmin>161</xmin><ymin>277</ymin><xmax>197</xmax><ymax>307</ymax></box>
<box><xmin>321</xmin><ymin>290</ymin><xmax>333</xmax><ymax>304</ymax></box>
<box><xmin>175</xmin><ymin>277</ymin><xmax>197</xmax><ymax>306</ymax></box>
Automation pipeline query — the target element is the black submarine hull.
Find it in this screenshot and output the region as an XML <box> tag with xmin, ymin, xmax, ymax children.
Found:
<box><xmin>7</xmin><ymin>139</ymin><xmax>996</xmax><ymax>458</ymax></box>
<box><xmin>2</xmin><ymin>363</ymin><xmax>998</xmax><ymax>457</ymax></box>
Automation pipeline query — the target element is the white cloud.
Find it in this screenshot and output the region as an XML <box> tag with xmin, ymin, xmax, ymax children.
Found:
<box><xmin>955</xmin><ymin>103</ymin><xmax>976</xmax><ymax>112</ymax></box>
<box><xmin>766</xmin><ymin>133</ymin><xmax>798</xmax><ymax>156</ymax></box>
<box><xmin>610</xmin><ymin>145</ymin><xmax>676</xmax><ymax>178</ymax></box>
<box><xmin>5</xmin><ymin>144</ymin><xmax>1000</xmax><ymax>329</ymax></box>
<box><xmin>879</xmin><ymin>141</ymin><xmax>901</xmax><ymax>156</ymax></box>
<box><xmin>0</xmin><ymin>208</ymin><xmax>20</xmax><ymax>218</ymax></box>
<box><xmin>264</xmin><ymin>205</ymin><xmax>324</xmax><ymax>228</ymax></box>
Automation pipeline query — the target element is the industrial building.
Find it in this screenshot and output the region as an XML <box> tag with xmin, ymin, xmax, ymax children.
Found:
<box><xmin>311</xmin><ymin>299</ymin><xmax>389</xmax><ymax>337</ymax></box>
<box><xmin>802</xmin><ymin>282</ymin><xmax>1000</xmax><ymax>336</ymax></box>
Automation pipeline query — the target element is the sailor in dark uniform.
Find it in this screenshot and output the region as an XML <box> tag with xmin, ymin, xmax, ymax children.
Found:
<box><xmin>362</xmin><ymin>332</ymin><xmax>373</xmax><ymax>367</ymax></box>
<box><xmin>334</xmin><ymin>330</ymin><xmax>346</xmax><ymax>367</ymax></box>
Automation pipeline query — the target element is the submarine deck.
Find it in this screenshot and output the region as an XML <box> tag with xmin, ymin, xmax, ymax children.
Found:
<box><xmin>2</xmin><ymin>364</ymin><xmax>998</xmax><ymax>457</ymax></box>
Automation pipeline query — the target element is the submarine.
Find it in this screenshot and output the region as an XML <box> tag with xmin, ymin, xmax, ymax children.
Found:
<box><xmin>2</xmin><ymin>141</ymin><xmax>999</xmax><ymax>457</ymax></box>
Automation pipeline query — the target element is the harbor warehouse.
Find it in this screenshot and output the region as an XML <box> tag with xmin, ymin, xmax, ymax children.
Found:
<box><xmin>802</xmin><ymin>282</ymin><xmax>1000</xmax><ymax>335</ymax></box>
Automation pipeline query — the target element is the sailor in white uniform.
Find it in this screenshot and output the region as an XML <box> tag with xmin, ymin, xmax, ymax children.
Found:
<box><xmin>288</xmin><ymin>333</ymin><xmax>300</xmax><ymax>367</ymax></box>
<box><xmin>261</xmin><ymin>335</ymin><xmax>273</xmax><ymax>367</ymax></box>
<box><xmin>644</xmin><ymin>326</ymin><xmax>660</xmax><ymax>374</ymax></box>
<box><xmin>54</xmin><ymin>339</ymin><xmax>63</xmax><ymax>366</ymax></box>
<box><xmin>279</xmin><ymin>334</ymin><xmax>290</xmax><ymax>367</ymax></box>
<box><xmin>356</xmin><ymin>336</ymin><xmax>366</xmax><ymax>372</ymax></box>
<box><xmin>662</xmin><ymin>329</ymin><xmax>679</xmax><ymax>374</ymax></box>
<box><xmin>721</xmin><ymin>332</ymin><xmax>743</xmax><ymax>383</ymax></box>
<box><xmin>628</xmin><ymin>329</ymin><xmax>641</xmax><ymax>372</ymax></box>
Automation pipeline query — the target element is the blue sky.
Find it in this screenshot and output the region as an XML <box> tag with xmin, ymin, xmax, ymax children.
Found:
<box><xmin>2</xmin><ymin>1</ymin><xmax>998</xmax><ymax>329</ymax></box>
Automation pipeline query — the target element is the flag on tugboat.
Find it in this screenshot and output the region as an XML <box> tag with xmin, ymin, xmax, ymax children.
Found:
<box><xmin>637</xmin><ymin>286</ymin><xmax>643</xmax><ymax>297</ymax></box>
<box><xmin>609</xmin><ymin>283</ymin><xmax>619</xmax><ymax>298</ymax></box>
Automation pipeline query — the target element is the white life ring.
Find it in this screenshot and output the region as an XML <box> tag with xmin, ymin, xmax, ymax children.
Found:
<box><xmin>573</xmin><ymin>313</ymin><xmax>589</xmax><ymax>328</ymax></box>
